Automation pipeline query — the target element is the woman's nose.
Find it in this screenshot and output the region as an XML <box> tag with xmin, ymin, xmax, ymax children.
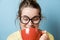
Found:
<box><xmin>28</xmin><ymin>20</ymin><xmax>33</xmax><ymax>25</ymax></box>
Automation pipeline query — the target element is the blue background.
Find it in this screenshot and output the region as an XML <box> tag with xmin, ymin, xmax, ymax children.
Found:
<box><xmin>0</xmin><ymin>0</ymin><xmax>60</xmax><ymax>40</ymax></box>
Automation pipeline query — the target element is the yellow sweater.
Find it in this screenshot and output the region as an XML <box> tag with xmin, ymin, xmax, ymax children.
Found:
<box><xmin>7</xmin><ymin>31</ymin><xmax>54</xmax><ymax>40</ymax></box>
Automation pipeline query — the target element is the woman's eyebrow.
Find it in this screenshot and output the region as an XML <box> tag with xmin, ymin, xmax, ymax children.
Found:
<box><xmin>21</xmin><ymin>15</ymin><xmax>39</xmax><ymax>19</ymax></box>
<box><xmin>31</xmin><ymin>16</ymin><xmax>40</xmax><ymax>18</ymax></box>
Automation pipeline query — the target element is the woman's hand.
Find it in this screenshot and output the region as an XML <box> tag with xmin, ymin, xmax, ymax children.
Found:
<box><xmin>39</xmin><ymin>31</ymin><xmax>50</xmax><ymax>40</ymax></box>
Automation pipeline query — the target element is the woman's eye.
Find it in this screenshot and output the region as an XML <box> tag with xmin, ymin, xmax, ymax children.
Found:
<box><xmin>23</xmin><ymin>18</ymin><xmax>29</xmax><ymax>21</ymax></box>
<box><xmin>33</xmin><ymin>18</ymin><xmax>39</xmax><ymax>21</ymax></box>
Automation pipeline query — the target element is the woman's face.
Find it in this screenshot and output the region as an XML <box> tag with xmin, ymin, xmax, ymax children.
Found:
<box><xmin>20</xmin><ymin>7</ymin><xmax>40</xmax><ymax>29</ymax></box>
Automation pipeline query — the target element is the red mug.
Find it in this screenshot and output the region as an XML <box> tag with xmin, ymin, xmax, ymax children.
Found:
<box><xmin>21</xmin><ymin>27</ymin><xmax>42</xmax><ymax>40</ymax></box>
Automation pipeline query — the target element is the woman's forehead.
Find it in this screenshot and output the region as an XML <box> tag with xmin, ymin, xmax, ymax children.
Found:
<box><xmin>21</xmin><ymin>7</ymin><xmax>39</xmax><ymax>18</ymax></box>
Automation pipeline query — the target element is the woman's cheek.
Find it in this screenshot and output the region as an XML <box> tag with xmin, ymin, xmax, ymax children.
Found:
<box><xmin>34</xmin><ymin>24</ymin><xmax>39</xmax><ymax>28</ymax></box>
<box><xmin>20</xmin><ymin>23</ymin><xmax>26</xmax><ymax>29</ymax></box>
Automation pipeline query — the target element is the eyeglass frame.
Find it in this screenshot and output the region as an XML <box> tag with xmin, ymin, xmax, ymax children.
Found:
<box><xmin>20</xmin><ymin>15</ymin><xmax>41</xmax><ymax>24</ymax></box>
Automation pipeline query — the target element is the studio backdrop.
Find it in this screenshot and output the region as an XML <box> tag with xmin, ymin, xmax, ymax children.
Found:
<box><xmin>0</xmin><ymin>0</ymin><xmax>60</xmax><ymax>40</ymax></box>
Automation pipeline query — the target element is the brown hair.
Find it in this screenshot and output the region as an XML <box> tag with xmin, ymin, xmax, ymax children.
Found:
<box><xmin>18</xmin><ymin>0</ymin><xmax>42</xmax><ymax>20</ymax></box>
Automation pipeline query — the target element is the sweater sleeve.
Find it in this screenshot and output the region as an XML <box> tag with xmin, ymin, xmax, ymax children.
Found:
<box><xmin>47</xmin><ymin>32</ymin><xmax>54</xmax><ymax>40</ymax></box>
<box><xmin>7</xmin><ymin>31</ymin><xmax>22</xmax><ymax>40</ymax></box>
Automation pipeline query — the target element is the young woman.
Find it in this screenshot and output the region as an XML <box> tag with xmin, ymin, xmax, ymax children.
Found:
<box><xmin>7</xmin><ymin>0</ymin><xmax>54</xmax><ymax>40</ymax></box>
